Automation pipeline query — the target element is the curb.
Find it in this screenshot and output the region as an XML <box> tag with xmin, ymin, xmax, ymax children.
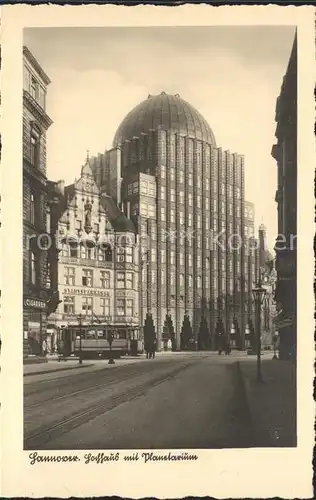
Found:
<box><xmin>24</xmin><ymin>363</ymin><xmax>93</xmax><ymax>377</ymax></box>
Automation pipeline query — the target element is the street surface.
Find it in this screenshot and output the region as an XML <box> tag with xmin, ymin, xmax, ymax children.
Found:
<box><xmin>24</xmin><ymin>353</ymin><xmax>255</xmax><ymax>450</ymax></box>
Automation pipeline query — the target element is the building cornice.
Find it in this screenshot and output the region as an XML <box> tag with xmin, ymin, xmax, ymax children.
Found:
<box><xmin>23</xmin><ymin>90</ymin><xmax>53</xmax><ymax>130</ymax></box>
<box><xmin>23</xmin><ymin>46</ymin><xmax>51</xmax><ymax>85</ymax></box>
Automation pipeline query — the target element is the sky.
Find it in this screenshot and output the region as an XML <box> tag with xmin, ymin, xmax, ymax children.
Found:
<box><xmin>24</xmin><ymin>26</ymin><xmax>296</xmax><ymax>248</ymax></box>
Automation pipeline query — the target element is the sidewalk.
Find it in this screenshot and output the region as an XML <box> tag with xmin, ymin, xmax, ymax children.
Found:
<box><xmin>238</xmin><ymin>358</ymin><xmax>296</xmax><ymax>447</ymax></box>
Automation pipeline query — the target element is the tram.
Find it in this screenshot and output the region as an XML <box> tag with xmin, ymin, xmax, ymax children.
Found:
<box><xmin>57</xmin><ymin>324</ymin><xmax>143</xmax><ymax>359</ymax></box>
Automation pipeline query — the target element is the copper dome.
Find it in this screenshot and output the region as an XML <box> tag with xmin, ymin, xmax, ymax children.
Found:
<box><xmin>113</xmin><ymin>92</ymin><xmax>216</xmax><ymax>147</ymax></box>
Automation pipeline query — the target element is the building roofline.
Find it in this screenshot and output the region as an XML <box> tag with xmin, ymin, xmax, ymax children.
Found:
<box><xmin>23</xmin><ymin>46</ymin><xmax>51</xmax><ymax>85</ymax></box>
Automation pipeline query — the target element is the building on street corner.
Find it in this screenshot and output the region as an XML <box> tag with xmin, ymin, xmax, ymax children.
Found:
<box><xmin>271</xmin><ymin>32</ymin><xmax>297</xmax><ymax>360</ymax></box>
<box><xmin>22</xmin><ymin>47</ymin><xmax>60</xmax><ymax>357</ymax></box>
<box><xmin>48</xmin><ymin>155</ymin><xmax>139</xmax><ymax>354</ymax></box>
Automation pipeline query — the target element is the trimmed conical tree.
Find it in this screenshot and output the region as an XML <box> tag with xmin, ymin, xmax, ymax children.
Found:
<box><xmin>198</xmin><ymin>316</ymin><xmax>210</xmax><ymax>350</ymax></box>
<box><xmin>144</xmin><ymin>312</ymin><xmax>156</xmax><ymax>353</ymax></box>
<box><xmin>162</xmin><ymin>314</ymin><xmax>176</xmax><ymax>350</ymax></box>
<box><xmin>180</xmin><ymin>314</ymin><xmax>193</xmax><ymax>351</ymax></box>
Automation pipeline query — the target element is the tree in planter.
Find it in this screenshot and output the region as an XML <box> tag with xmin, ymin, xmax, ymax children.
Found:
<box><xmin>144</xmin><ymin>312</ymin><xmax>156</xmax><ymax>357</ymax></box>
<box><xmin>180</xmin><ymin>314</ymin><xmax>193</xmax><ymax>350</ymax></box>
<box><xmin>234</xmin><ymin>319</ymin><xmax>242</xmax><ymax>350</ymax></box>
<box><xmin>162</xmin><ymin>314</ymin><xmax>176</xmax><ymax>350</ymax></box>
<box><xmin>198</xmin><ymin>316</ymin><xmax>210</xmax><ymax>350</ymax></box>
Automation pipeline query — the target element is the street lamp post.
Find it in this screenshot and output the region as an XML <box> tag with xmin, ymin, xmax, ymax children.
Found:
<box><xmin>77</xmin><ymin>313</ymin><xmax>83</xmax><ymax>364</ymax></box>
<box><xmin>108</xmin><ymin>330</ymin><xmax>115</xmax><ymax>364</ymax></box>
<box><xmin>252</xmin><ymin>277</ymin><xmax>267</xmax><ymax>383</ymax></box>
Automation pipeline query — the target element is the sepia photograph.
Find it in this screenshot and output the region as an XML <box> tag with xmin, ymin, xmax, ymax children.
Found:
<box><xmin>21</xmin><ymin>24</ymin><xmax>298</xmax><ymax>451</ymax></box>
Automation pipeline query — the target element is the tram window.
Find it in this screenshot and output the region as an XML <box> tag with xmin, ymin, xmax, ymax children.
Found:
<box><xmin>117</xmin><ymin>329</ymin><xmax>126</xmax><ymax>339</ymax></box>
<box><xmin>97</xmin><ymin>330</ymin><xmax>106</xmax><ymax>338</ymax></box>
<box><xmin>86</xmin><ymin>330</ymin><xmax>97</xmax><ymax>339</ymax></box>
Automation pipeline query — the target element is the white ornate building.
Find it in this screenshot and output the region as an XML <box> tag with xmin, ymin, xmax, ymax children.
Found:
<box><xmin>48</xmin><ymin>156</ymin><xmax>139</xmax><ymax>349</ymax></box>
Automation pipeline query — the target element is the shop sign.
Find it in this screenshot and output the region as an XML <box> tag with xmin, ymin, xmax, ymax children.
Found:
<box><xmin>63</xmin><ymin>288</ymin><xmax>110</xmax><ymax>297</ymax></box>
<box><xmin>24</xmin><ymin>297</ymin><xmax>47</xmax><ymax>310</ymax></box>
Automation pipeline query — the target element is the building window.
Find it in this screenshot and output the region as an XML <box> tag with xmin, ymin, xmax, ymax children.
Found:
<box><xmin>188</xmin><ymin>254</ymin><xmax>192</xmax><ymax>267</ymax></box>
<box><xmin>82</xmin><ymin>269</ymin><xmax>93</xmax><ymax>287</ymax></box>
<box><xmin>126</xmin><ymin>272</ymin><xmax>133</xmax><ymax>289</ymax></box>
<box><xmin>70</xmin><ymin>246</ymin><xmax>78</xmax><ymax>258</ymax></box>
<box><xmin>94</xmin><ymin>223</ymin><xmax>99</xmax><ymax>233</ymax></box>
<box><xmin>148</xmin><ymin>183</ymin><xmax>156</xmax><ymax>197</ymax></box>
<box><xmin>188</xmin><ymin>274</ymin><xmax>193</xmax><ymax>287</ymax></box>
<box><xmin>197</xmin><ymin>215</ymin><xmax>201</xmax><ymax>229</ymax></box>
<box><xmin>100</xmin><ymin>297</ymin><xmax>110</xmax><ymax>316</ymax></box>
<box><xmin>151</xmin><ymin>270</ymin><xmax>156</xmax><ymax>285</ymax></box>
<box><xmin>151</xmin><ymin>248</ymin><xmax>156</xmax><ymax>262</ymax></box>
<box><xmin>148</xmin><ymin>204</ymin><xmax>155</xmax><ymax>218</ymax></box>
<box><xmin>188</xmin><ymin>173</ymin><xmax>193</xmax><ymax>186</ymax></box>
<box><xmin>64</xmin><ymin>267</ymin><xmax>75</xmax><ymax>286</ymax></box>
<box><xmin>30</xmin><ymin>251</ymin><xmax>37</xmax><ymax>284</ymax></box>
<box><xmin>180</xmin><ymin>273</ymin><xmax>184</xmax><ymax>287</ymax></box>
<box><xmin>161</xmin><ymin>249</ymin><xmax>165</xmax><ymax>263</ymax></box>
<box><xmin>170</xmin><ymin>189</ymin><xmax>176</xmax><ymax>202</ymax></box>
<box><xmin>82</xmin><ymin>297</ymin><xmax>93</xmax><ymax>316</ymax></box>
<box><xmin>61</xmin><ymin>243</ymin><xmax>69</xmax><ymax>257</ymax></box>
<box><xmin>197</xmin><ymin>195</ymin><xmax>201</xmax><ymax>208</ymax></box>
<box><xmin>117</xmin><ymin>272</ymin><xmax>125</xmax><ymax>288</ymax></box>
<box><xmin>117</xmin><ymin>299</ymin><xmax>125</xmax><ymax>316</ymax></box>
<box><xmin>188</xmin><ymin>213</ymin><xmax>193</xmax><ymax>227</ymax></box>
<box><xmin>30</xmin><ymin>76</ymin><xmax>39</xmax><ymax>100</ymax></box>
<box><xmin>170</xmin><ymin>209</ymin><xmax>175</xmax><ymax>224</ymax></box>
<box><xmin>160</xmin><ymin>166</ymin><xmax>166</xmax><ymax>179</ymax></box>
<box><xmin>170</xmin><ymin>168</ymin><xmax>175</xmax><ymax>181</ymax></box>
<box><xmin>197</xmin><ymin>255</ymin><xmax>201</xmax><ymax>268</ymax></box>
<box><xmin>82</xmin><ymin>246</ymin><xmax>94</xmax><ymax>259</ymax></box>
<box><xmin>100</xmin><ymin>271</ymin><xmax>110</xmax><ymax>288</ymax></box>
<box><xmin>179</xmin><ymin>191</ymin><xmax>184</xmax><ymax>205</ymax></box>
<box><xmin>188</xmin><ymin>193</ymin><xmax>193</xmax><ymax>206</ymax></box>
<box><xmin>206</xmin><ymin>178</ymin><xmax>210</xmax><ymax>190</ymax></box>
<box><xmin>125</xmin><ymin>247</ymin><xmax>133</xmax><ymax>263</ymax></box>
<box><xmin>160</xmin><ymin>186</ymin><xmax>165</xmax><ymax>200</ymax></box>
<box><xmin>236</xmin><ymin>187</ymin><xmax>241</xmax><ymax>199</ymax></box>
<box><xmin>180</xmin><ymin>253</ymin><xmax>184</xmax><ymax>266</ymax></box>
<box><xmin>63</xmin><ymin>296</ymin><xmax>75</xmax><ymax>315</ymax></box>
<box><xmin>197</xmin><ymin>276</ymin><xmax>202</xmax><ymax>288</ymax></box>
<box><xmin>46</xmin><ymin>205</ymin><xmax>51</xmax><ymax>233</ymax></box>
<box><xmin>170</xmin><ymin>251</ymin><xmax>175</xmax><ymax>265</ymax></box>
<box><xmin>161</xmin><ymin>207</ymin><xmax>166</xmax><ymax>222</ymax></box>
<box><xmin>141</xmin><ymin>182</ymin><xmax>148</xmax><ymax>195</ymax></box>
<box><xmin>161</xmin><ymin>270</ymin><xmax>165</xmax><ymax>285</ymax></box>
<box><xmin>213</xmin><ymin>199</ymin><xmax>217</xmax><ymax>211</ymax></box>
<box><xmin>126</xmin><ymin>299</ymin><xmax>133</xmax><ymax>317</ymax></box>
<box><xmin>180</xmin><ymin>171</ymin><xmax>184</xmax><ymax>184</ymax></box>
<box><xmin>180</xmin><ymin>211</ymin><xmax>184</xmax><ymax>225</ymax></box>
<box><xmin>30</xmin><ymin>192</ymin><xmax>35</xmax><ymax>225</ymax></box>
<box><xmin>30</xmin><ymin>129</ymin><xmax>40</xmax><ymax>167</ymax></box>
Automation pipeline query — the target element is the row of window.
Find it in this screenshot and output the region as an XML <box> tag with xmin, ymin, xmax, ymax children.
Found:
<box><xmin>61</xmin><ymin>244</ymin><xmax>134</xmax><ymax>263</ymax></box>
<box><xmin>64</xmin><ymin>268</ymin><xmax>135</xmax><ymax>289</ymax></box>
<box><xmin>63</xmin><ymin>296</ymin><xmax>133</xmax><ymax>317</ymax></box>
<box><xmin>128</xmin><ymin>181</ymin><xmax>156</xmax><ymax>197</ymax></box>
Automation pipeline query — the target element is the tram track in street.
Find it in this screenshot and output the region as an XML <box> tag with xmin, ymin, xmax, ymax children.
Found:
<box><xmin>24</xmin><ymin>359</ymin><xmax>200</xmax><ymax>449</ymax></box>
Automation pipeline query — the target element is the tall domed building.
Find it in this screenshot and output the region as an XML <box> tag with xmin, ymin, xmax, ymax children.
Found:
<box><xmin>90</xmin><ymin>92</ymin><xmax>257</xmax><ymax>350</ymax></box>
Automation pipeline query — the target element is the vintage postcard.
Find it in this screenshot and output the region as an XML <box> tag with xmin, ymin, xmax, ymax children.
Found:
<box><xmin>0</xmin><ymin>3</ymin><xmax>314</xmax><ymax>498</ymax></box>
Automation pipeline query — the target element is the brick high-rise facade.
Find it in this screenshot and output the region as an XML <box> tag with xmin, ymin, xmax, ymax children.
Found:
<box><xmin>23</xmin><ymin>47</ymin><xmax>59</xmax><ymax>356</ymax></box>
<box><xmin>92</xmin><ymin>92</ymin><xmax>253</xmax><ymax>350</ymax></box>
